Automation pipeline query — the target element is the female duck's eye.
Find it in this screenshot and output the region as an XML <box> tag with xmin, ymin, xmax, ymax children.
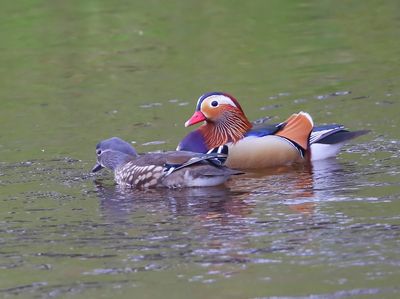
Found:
<box><xmin>96</xmin><ymin>150</ymin><xmax>102</xmax><ymax>155</ymax></box>
<box><xmin>211</xmin><ymin>100</ymin><xmax>219</xmax><ymax>107</ymax></box>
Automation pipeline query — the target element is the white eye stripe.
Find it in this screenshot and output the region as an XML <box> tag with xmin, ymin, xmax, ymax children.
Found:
<box><xmin>204</xmin><ymin>95</ymin><xmax>237</xmax><ymax>108</ymax></box>
<box><xmin>196</xmin><ymin>94</ymin><xmax>237</xmax><ymax>110</ymax></box>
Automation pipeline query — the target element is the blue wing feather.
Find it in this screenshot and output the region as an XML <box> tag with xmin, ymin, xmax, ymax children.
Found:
<box><xmin>177</xmin><ymin>130</ymin><xmax>208</xmax><ymax>153</ymax></box>
<box><xmin>244</xmin><ymin>125</ymin><xmax>281</xmax><ymax>137</ymax></box>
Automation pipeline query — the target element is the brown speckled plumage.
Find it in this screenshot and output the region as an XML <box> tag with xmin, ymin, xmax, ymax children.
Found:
<box><xmin>115</xmin><ymin>163</ymin><xmax>164</xmax><ymax>188</ymax></box>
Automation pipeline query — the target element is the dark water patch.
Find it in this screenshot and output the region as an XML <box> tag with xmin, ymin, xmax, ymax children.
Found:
<box><xmin>118</xmin><ymin>65</ymin><xmax>143</xmax><ymax>72</ymax></box>
<box><xmin>0</xmin><ymin>281</ymin><xmax>48</xmax><ymax>295</ymax></box>
<box><xmin>0</xmin><ymin>158</ymin><xmax>91</xmax><ymax>188</ymax></box>
<box><xmin>255</xmin><ymin>287</ymin><xmax>399</xmax><ymax>299</ymax></box>
<box><xmin>0</xmin><ymin>280</ymin><xmax>131</xmax><ymax>298</ymax></box>
<box><xmin>260</xmin><ymin>104</ymin><xmax>282</xmax><ymax>111</ymax></box>
<box><xmin>36</xmin><ymin>252</ymin><xmax>117</xmax><ymax>259</ymax></box>
<box><xmin>352</xmin><ymin>95</ymin><xmax>370</xmax><ymax>100</ymax></box>
<box><xmin>82</xmin><ymin>265</ymin><xmax>161</xmax><ymax>275</ymax></box>
<box><xmin>23</xmin><ymin>191</ymin><xmax>76</xmax><ymax>201</ymax></box>
<box><xmin>0</xmin><ymin>261</ymin><xmax>22</xmax><ymax>270</ymax></box>
<box><xmin>115</xmin><ymin>45</ymin><xmax>161</xmax><ymax>55</ymax></box>
<box><xmin>194</xmin><ymin>256</ymin><xmax>250</xmax><ymax>265</ymax></box>
<box><xmin>131</xmin><ymin>122</ymin><xmax>153</xmax><ymax>128</ymax></box>
<box><xmin>268</xmin><ymin>92</ymin><xmax>291</xmax><ymax>100</ymax></box>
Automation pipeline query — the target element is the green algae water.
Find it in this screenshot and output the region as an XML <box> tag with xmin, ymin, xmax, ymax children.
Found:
<box><xmin>1</xmin><ymin>0</ymin><xmax>400</xmax><ymax>298</ymax></box>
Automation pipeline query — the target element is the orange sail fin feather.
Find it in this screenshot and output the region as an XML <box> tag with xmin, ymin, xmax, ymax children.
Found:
<box><xmin>275</xmin><ymin>112</ymin><xmax>313</xmax><ymax>151</ymax></box>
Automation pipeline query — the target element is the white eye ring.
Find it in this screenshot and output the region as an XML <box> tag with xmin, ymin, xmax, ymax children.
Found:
<box><xmin>211</xmin><ymin>100</ymin><xmax>219</xmax><ymax>107</ymax></box>
<box><xmin>96</xmin><ymin>149</ymin><xmax>102</xmax><ymax>155</ymax></box>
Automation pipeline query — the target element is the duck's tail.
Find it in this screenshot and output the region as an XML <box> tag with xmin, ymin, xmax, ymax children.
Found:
<box><xmin>309</xmin><ymin>128</ymin><xmax>369</xmax><ymax>161</ymax></box>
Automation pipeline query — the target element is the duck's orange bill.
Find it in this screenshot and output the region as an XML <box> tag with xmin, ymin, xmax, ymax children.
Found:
<box><xmin>185</xmin><ymin>111</ymin><xmax>206</xmax><ymax>127</ymax></box>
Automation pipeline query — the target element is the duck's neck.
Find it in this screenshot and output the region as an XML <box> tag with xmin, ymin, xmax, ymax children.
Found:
<box><xmin>104</xmin><ymin>151</ymin><xmax>134</xmax><ymax>171</ymax></box>
<box><xmin>199</xmin><ymin>111</ymin><xmax>252</xmax><ymax>149</ymax></box>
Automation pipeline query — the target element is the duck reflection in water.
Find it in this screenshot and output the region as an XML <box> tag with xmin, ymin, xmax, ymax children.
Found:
<box><xmin>93</xmin><ymin>179</ymin><xmax>252</xmax><ymax>223</ymax></box>
<box><xmin>93</xmin><ymin>157</ymin><xmax>345</xmax><ymax>222</ymax></box>
<box><xmin>92</xmin><ymin>158</ymin><xmax>351</xmax><ymax>278</ymax></box>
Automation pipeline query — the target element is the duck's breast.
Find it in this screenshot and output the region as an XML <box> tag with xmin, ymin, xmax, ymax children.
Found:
<box><xmin>226</xmin><ymin>135</ymin><xmax>303</xmax><ymax>170</ymax></box>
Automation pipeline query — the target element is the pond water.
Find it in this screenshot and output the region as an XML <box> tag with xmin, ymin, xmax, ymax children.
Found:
<box><xmin>1</xmin><ymin>0</ymin><xmax>400</xmax><ymax>298</ymax></box>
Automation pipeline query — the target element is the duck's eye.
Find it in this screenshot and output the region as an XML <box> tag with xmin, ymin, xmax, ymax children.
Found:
<box><xmin>96</xmin><ymin>149</ymin><xmax>102</xmax><ymax>155</ymax></box>
<box><xmin>211</xmin><ymin>100</ymin><xmax>219</xmax><ymax>107</ymax></box>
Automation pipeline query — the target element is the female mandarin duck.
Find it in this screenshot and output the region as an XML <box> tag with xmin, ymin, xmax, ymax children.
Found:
<box><xmin>91</xmin><ymin>137</ymin><xmax>241</xmax><ymax>189</ymax></box>
<box><xmin>177</xmin><ymin>92</ymin><xmax>368</xmax><ymax>170</ymax></box>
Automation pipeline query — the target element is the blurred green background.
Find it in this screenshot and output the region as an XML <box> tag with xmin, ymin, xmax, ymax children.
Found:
<box><xmin>1</xmin><ymin>0</ymin><xmax>399</xmax><ymax>162</ymax></box>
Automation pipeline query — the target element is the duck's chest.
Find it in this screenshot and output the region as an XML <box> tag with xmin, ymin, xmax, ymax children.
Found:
<box><xmin>226</xmin><ymin>135</ymin><xmax>304</xmax><ymax>169</ymax></box>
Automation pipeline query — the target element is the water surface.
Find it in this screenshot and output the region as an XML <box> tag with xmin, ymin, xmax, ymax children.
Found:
<box><xmin>1</xmin><ymin>0</ymin><xmax>400</xmax><ymax>298</ymax></box>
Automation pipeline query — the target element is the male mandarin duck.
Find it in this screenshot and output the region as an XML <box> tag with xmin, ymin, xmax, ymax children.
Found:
<box><xmin>177</xmin><ymin>92</ymin><xmax>368</xmax><ymax>170</ymax></box>
<box><xmin>92</xmin><ymin>137</ymin><xmax>241</xmax><ymax>189</ymax></box>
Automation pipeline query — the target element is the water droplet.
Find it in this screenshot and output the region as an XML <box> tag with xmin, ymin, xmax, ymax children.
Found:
<box><xmin>140</xmin><ymin>103</ymin><xmax>162</xmax><ymax>108</ymax></box>
<box><xmin>294</xmin><ymin>98</ymin><xmax>307</xmax><ymax>104</ymax></box>
<box><xmin>142</xmin><ymin>141</ymin><xmax>166</xmax><ymax>146</ymax></box>
<box><xmin>260</xmin><ymin>104</ymin><xmax>281</xmax><ymax>111</ymax></box>
<box><xmin>331</xmin><ymin>91</ymin><xmax>351</xmax><ymax>96</ymax></box>
<box><xmin>315</xmin><ymin>94</ymin><xmax>329</xmax><ymax>100</ymax></box>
